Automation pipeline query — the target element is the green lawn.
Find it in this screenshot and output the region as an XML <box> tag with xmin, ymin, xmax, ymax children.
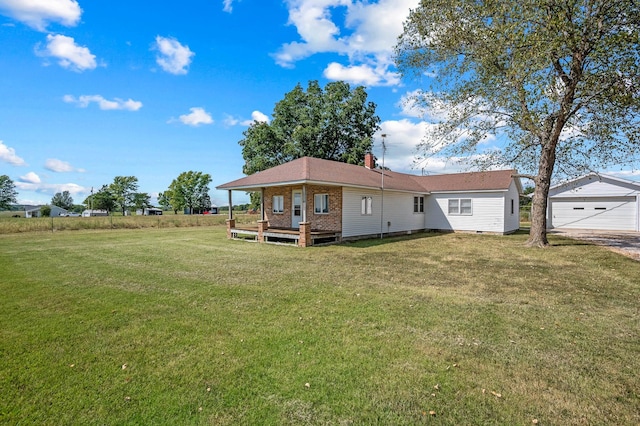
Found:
<box><xmin>1</xmin><ymin>227</ymin><xmax>638</xmax><ymax>425</ymax></box>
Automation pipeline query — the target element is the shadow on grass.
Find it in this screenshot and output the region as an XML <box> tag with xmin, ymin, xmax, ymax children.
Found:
<box><xmin>339</xmin><ymin>231</ymin><xmax>446</xmax><ymax>248</ymax></box>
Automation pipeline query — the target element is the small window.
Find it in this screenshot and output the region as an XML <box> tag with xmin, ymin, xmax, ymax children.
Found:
<box><xmin>448</xmin><ymin>198</ymin><xmax>472</xmax><ymax>215</ymax></box>
<box><xmin>413</xmin><ymin>196</ymin><xmax>424</xmax><ymax>213</ymax></box>
<box><xmin>272</xmin><ymin>195</ymin><xmax>284</xmax><ymax>214</ymax></box>
<box><xmin>361</xmin><ymin>196</ymin><xmax>372</xmax><ymax>215</ymax></box>
<box><xmin>573</xmin><ymin>207</ymin><xmax>585</xmax><ymax>210</ymax></box>
<box><xmin>594</xmin><ymin>207</ymin><xmax>606</xmax><ymax>210</ymax></box>
<box><xmin>510</xmin><ymin>199</ymin><xmax>515</xmax><ymax>215</ymax></box>
<box><xmin>448</xmin><ymin>199</ymin><xmax>459</xmax><ymax>215</ymax></box>
<box><xmin>314</xmin><ymin>193</ymin><xmax>329</xmax><ymax>214</ymax></box>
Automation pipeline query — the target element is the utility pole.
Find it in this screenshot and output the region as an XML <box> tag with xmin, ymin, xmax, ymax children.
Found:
<box><xmin>380</xmin><ymin>134</ymin><xmax>387</xmax><ymax>239</ymax></box>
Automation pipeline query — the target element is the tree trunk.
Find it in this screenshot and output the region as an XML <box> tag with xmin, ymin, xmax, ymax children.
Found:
<box><xmin>526</xmin><ymin>141</ymin><xmax>557</xmax><ymax>247</ymax></box>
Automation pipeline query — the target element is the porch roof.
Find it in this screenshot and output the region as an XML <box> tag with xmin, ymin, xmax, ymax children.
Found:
<box><xmin>217</xmin><ymin>156</ymin><xmax>518</xmax><ymax>193</ymax></box>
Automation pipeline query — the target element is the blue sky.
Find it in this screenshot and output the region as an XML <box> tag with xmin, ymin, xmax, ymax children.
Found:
<box><xmin>1</xmin><ymin>0</ymin><xmax>637</xmax><ymax>207</ymax></box>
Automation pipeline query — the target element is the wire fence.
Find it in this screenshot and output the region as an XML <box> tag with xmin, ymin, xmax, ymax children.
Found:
<box><xmin>0</xmin><ymin>213</ymin><xmax>257</xmax><ymax>234</ymax></box>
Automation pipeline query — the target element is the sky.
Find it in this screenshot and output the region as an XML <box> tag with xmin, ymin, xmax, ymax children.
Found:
<box><xmin>0</xmin><ymin>0</ymin><xmax>637</xmax><ymax>207</ymax></box>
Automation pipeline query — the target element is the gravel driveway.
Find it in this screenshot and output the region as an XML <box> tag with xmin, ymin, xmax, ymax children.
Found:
<box><xmin>550</xmin><ymin>229</ymin><xmax>640</xmax><ymax>261</ymax></box>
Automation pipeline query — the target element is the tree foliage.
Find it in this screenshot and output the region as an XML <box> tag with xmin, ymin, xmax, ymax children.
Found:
<box><xmin>83</xmin><ymin>185</ymin><xmax>116</xmax><ymax>213</ymax></box>
<box><xmin>51</xmin><ymin>191</ymin><xmax>74</xmax><ymax>210</ymax></box>
<box><xmin>239</xmin><ymin>80</ymin><xmax>381</xmax><ymax>175</ymax></box>
<box><xmin>157</xmin><ymin>191</ymin><xmax>174</xmax><ymax>213</ymax></box>
<box><xmin>167</xmin><ymin>171</ymin><xmax>212</xmax><ymax>214</ymax></box>
<box><xmin>109</xmin><ymin>176</ymin><xmax>139</xmax><ymax>216</ymax></box>
<box><xmin>132</xmin><ymin>192</ymin><xmax>152</xmax><ymax>213</ymax></box>
<box><xmin>0</xmin><ymin>175</ymin><xmax>18</xmax><ymax>210</ymax></box>
<box><xmin>395</xmin><ymin>0</ymin><xmax>640</xmax><ymax>246</ymax></box>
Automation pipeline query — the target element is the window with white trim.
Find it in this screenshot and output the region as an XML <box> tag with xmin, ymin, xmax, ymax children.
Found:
<box><xmin>413</xmin><ymin>196</ymin><xmax>424</xmax><ymax>213</ymax></box>
<box><xmin>448</xmin><ymin>198</ymin><xmax>472</xmax><ymax>215</ymax></box>
<box><xmin>510</xmin><ymin>199</ymin><xmax>515</xmax><ymax>215</ymax></box>
<box><xmin>272</xmin><ymin>195</ymin><xmax>284</xmax><ymax>214</ymax></box>
<box><xmin>361</xmin><ymin>196</ymin><xmax>372</xmax><ymax>215</ymax></box>
<box><xmin>314</xmin><ymin>193</ymin><xmax>329</xmax><ymax>214</ymax></box>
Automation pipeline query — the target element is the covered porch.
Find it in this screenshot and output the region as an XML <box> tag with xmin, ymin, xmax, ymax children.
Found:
<box><xmin>228</xmin><ymin>223</ymin><xmax>341</xmax><ymax>246</ymax></box>
<box><xmin>222</xmin><ymin>185</ymin><xmax>342</xmax><ymax>247</ymax></box>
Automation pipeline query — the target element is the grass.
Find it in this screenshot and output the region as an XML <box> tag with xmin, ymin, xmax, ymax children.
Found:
<box><xmin>0</xmin><ymin>213</ymin><xmax>257</xmax><ymax>233</ymax></box>
<box><xmin>1</xmin><ymin>227</ymin><xmax>639</xmax><ymax>424</ymax></box>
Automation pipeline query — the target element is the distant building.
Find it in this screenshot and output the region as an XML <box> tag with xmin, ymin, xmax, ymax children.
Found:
<box><xmin>137</xmin><ymin>208</ymin><xmax>163</xmax><ymax>216</ymax></box>
<box><xmin>82</xmin><ymin>209</ymin><xmax>109</xmax><ymax>217</ymax></box>
<box><xmin>25</xmin><ymin>205</ymin><xmax>68</xmax><ymax>218</ymax></box>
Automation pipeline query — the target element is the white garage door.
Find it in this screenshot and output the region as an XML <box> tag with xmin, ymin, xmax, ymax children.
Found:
<box><xmin>550</xmin><ymin>197</ymin><xmax>637</xmax><ymax>231</ymax></box>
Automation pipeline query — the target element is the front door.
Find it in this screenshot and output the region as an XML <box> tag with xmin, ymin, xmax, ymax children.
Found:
<box><xmin>292</xmin><ymin>190</ymin><xmax>302</xmax><ymax>228</ymax></box>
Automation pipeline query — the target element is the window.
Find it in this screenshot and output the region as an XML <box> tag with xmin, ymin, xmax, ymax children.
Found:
<box><xmin>510</xmin><ymin>199</ymin><xmax>515</xmax><ymax>215</ymax></box>
<box><xmin>272</xmin><ymin>195</ymin><xmax>284</xmax><ymax>214</ymax></box>
<box><xmin>413</xmin><ymin>196</ymin><xmax>424</xmax><ymax>213</ymax></box>
<box><xmin>573</xmin><ymin>207</ymin><xmax>585</xmax><ymax>210</ymax></box>
<box><xmin>594</xmin><ymin>207</ymin><xmax>607</xmax><ymax>210</ymax></box>
<box><xmin>448</xmin><ymin>198</ymin><xmax>472</xmax><ymax>215</ymax></box>
<box><xmin>448</xmin><ymin>199</ymin><xmax>459</xmax><ymax>215</ymax></box>
<box><xmin>314</xmin><ymin>193</ymin><xmax>329</xmax><ymax>214</ymax></box>
<box><xmin>361</xmin><ymin>196</ymin><xmax>372</xmax><ymax>215</ymax></box>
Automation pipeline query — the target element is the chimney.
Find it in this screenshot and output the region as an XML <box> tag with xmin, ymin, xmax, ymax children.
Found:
<box><xmin>364</xmin><ymin>152</ymin><xmax>375</xmax><ymax>169</ymax></box>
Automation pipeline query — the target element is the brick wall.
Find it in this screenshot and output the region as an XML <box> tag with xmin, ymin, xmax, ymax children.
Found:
<box><xmin>263</xmin><ymin>185</ymin><xmax>342</xmax><ymax>231</ymax></box>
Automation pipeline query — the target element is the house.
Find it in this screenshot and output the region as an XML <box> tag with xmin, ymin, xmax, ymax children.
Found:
<box><xmin>548</xmin><ymin>173</ymin><xmax>640</xmax><ymax>231</ymax></box>
<box><xmin>25</xmin><ymin>205</ymin><xmax>68</xmax><ymax>218</ymax></box>
<box><xmin>216</xmin><ymin>155</ymin><xmax>522</xmax><ymax>246</ymax></box>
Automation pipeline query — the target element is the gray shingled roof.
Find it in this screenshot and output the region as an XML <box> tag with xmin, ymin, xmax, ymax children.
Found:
<box><xmin>217</xmin><ymin>157</ymin><xmax>517</xmax><ymax>193</ymax></box>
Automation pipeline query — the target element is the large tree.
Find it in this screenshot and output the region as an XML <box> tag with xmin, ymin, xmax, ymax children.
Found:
<box><xmin>51</xmin><ymin>191</ymin><xmax>74</xmax><ymax>210</ymax></box>
<box><xmin>157</xmin><ymin>191</ymin><xmax>174</xmax><ymax>213</ymax></box>
<box><xmin>395</xmin><ymin>0</ymin><xmax>640</xmax><ymax>247</ymax></box>
<box><xmin>167</xmin><ymin>171</ymin><xmax>212</xmax><ymax>214</ymax></box>
<box><xmin>83</xmin><ymin>185</ymin><xmax>116</xmax><ymax>212</ymax></box>
<box><xmin>132</xmin><ymin>192</ymin><xmax>152</xmax><ymax>213</ymax></box>
<box><xmin>239</xmin><ymin>80</ymin><xmax>381</xmax><ymax>175</ymax></box>
<box><xmin>0</xmin><ymin>175</ymin><xmax>17</xmax><ymax>210</ymax></box>
<box><xmin>109</xmin><ymin>176</ymin><xmax>139</xmax><ymax>216</ymax></box>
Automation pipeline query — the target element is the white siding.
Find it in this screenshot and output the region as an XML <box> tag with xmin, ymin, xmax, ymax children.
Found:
<box><xmin>503</xmin><ymin>180</ymin><xmax>520</xmax><ymax>233</ymax></box>
<box><xmin>549</xmin><ymin>197</ymin><xmax>637</xmax><ymax>231</ymax></box>
<box><xmin>550</xmin><ymin>175</ymin><xmax>640</xmax><ymax>197</ymax></box>
<box><xmin>342</xmin><ymin>188</ymin><xmax>426</xmax><ymax>238</ymax></box>
<box><xmin>548</xmin><ymin>174</ymin><xmax>640</xmax><ymax>231</ymax></box>
<box><xmin>425</xmin><ymin>192</ymin><xmax>507</xmax><ymax>233</ymax></box>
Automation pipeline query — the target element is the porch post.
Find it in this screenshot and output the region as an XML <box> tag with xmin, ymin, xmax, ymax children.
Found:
<box><xmin>298</xmin><ymin>221</ymin><xmax>311</xmax><ymax>247</ymax></box>
<box><xmin>261</xmin><ymin>188</ymin><xmax>265</xmax><ymax>221</ymax></box>
<box><xmin>302</xmin><ymin>185</ymin><xmax>307</xmax><ymax>223</ymax></box>
<box><xmin>226</xmin><ymin>190</ymin><xmax>235</xmax><ymax>239</ymax></box>
<box><xmin>257</xmin><ymin>220</ymin><xmax>268</xmax><ymax>243</ymax></box>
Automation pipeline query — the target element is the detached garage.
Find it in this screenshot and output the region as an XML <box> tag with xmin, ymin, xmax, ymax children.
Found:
<box><xmin>548</xmin><ymin>173</ymin><xmax>640</xmax><ymax>231</ymax></box>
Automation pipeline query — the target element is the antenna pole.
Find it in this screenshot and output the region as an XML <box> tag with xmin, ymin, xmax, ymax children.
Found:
<box><xmin>380</xmin><ymin>134</ymin><xmax>387</xmax><ymax>239</ymax></box>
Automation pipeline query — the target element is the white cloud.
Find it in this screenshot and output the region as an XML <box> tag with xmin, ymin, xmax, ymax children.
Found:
<box><xmin>15</xmin><ymin>181</ymin><xmax>87</xmax><ymax>196</ymax></box>
<box><xmin>175</xmin><ymin>107</ymin><xmax>213</xmax><ymax>126</ymax></box>
<box><xmin>242</xmin><ymin>111</ymin><xmax>270</xmax><ymax>126</ymax></box>
<box><xmin>45</xmin><ymin>158</ymin><xmax>84</xmax><ymax>173</ymax></box>
<box><xmin>0</xmin><ymin>140</ymin><xmax>26</xmax><ymax>166</ymax></box>
<box><xmin>154</xmin><ymin>36</ymin><xmax>194</xmax><ymax>75</ymax></box>
<box><xmin>397</xmin><ymin>90</ymin><xmax>426</xmax><ymax>119</ymax></box>
<box><xmin>222</xmin><ymin>0</ymin><xmax>235</xmax><ymax>13</ymax></box>
<box><xmin>19</xmin><ymin>172</ymin><xmax>41</xmax><ymax>183</ymax></box>
<box><xmin>274</xmin><ymin>0</ymin><xmax>419</xmax><ymax>86</ymax></box>
<box><xmin>225</xmin><ymin>111</ymin><xmax>270</xmax><ymax>127</ymax></box>
<box><xmin>0</xmin><ymin>0</ymin><xmax>81</xmax><ymax>31</ymax></box>
<box><xmin>323</xmin><ymin>62</ymin><xmax>399</xmax><ymax>86</ymax></box>
<box><xmin>63</xmin><ymin>94</ymin><xmax>143</xmax><ymax>111</ymax></box>
<box><xmin>38</xmin><ymin>34</ymin><xmax>96</xmax><ymax>71</ymax></box>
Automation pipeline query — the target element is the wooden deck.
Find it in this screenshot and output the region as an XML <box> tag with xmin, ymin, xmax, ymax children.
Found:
<box><xmin>231</xmin><ymin>226</ymin><xmax>341</xmax><ymax>246</ymax></box>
